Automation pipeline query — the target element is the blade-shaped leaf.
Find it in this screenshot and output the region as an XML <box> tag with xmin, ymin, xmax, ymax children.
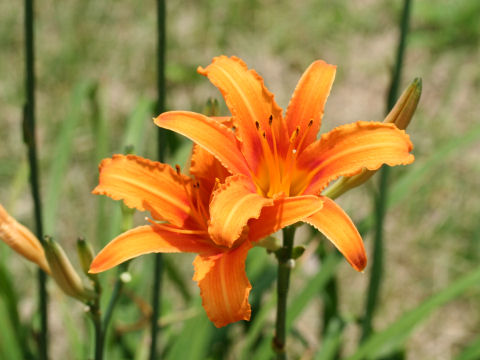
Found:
<box><xmin>348</xmin><ymin>266</ymin><xmax>480</xmax><ymax>360</ymax></box>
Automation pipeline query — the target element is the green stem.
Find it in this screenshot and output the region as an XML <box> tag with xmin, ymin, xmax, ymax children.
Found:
<box><xmin>23</xmin><ymin>0</ymin><xmax>48</xmax><ymax>358</ymax></box>
<box><xmin>273</xmin><ymin>226</ymin><xmax>297</xmax><ymax>359</ymax></box>
<box><xmin>91</xmin><ymin>295</ymin><xmax>103</xmax><ymax>360</ymax></box>
<box><xmin>102</xmin><ymin>263</ymin><xmax>128</xmax><ymax>332</ymax></box>
<box><xmin>361</xmin><ymin>0</ymin><xmax>412</xmax><ymax>342</ymax></box>
<box><xmin>150</xmin><ymin>0</ymin><xmax>166</xmax><ymax>359</ymax></box>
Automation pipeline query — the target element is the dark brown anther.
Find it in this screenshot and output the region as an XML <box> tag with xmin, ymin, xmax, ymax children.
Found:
<box><xmin>255</xmin><ymin>121</ymin><xmax>260</xmax><ymax>130</ymax></box>
<box><xmin>308</xmin><ymin>119</ymin><xmax>313</xmax><ymax>127</ymax></box>
<box><xmin>295</xmin><ymin>127</ymin><xmax>300</xmax><ymax>136</ymax></box>
<box><xmin>175</xmin><ymin>164</ymin><xmax>181</xmax><ymax>175</ymax></box>
<box><xmin>262</xmin><ymin>131</ymin><xmax>266</xmax><ymax>138</ymax></box>
<box><xmin>269</xmin><ymin>114</ymin><xmax>273</xmax><ymax>125</ymax></box>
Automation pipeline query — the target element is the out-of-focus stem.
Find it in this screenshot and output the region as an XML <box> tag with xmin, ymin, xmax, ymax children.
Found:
<box><xmin>23</xmin><ymin>0</ymin><xmax>48</xmax><ymax>358</ymax></box>
<box><xmin>273</xmin><ymin>226</ymin><xmax>296</xmax><ymax>360</ymax></box>
<box><xmin>150</xmin><ymin>1</ymin><xmax>166</xmax><ymax>358</ymax></box>
<box><xmin>361</xmin><ymin>0</ymin><xmax>413</xmax><ymax>342</ymax></box>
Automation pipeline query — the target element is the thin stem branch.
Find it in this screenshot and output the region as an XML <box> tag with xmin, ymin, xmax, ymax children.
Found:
<box><xmin>361</xmin><ymin>0</ymin><xmax>412</xmax><ymax>342</ymax></box>
<box><xmin>273</xmin><ymin>226</ymin><xmax>297</xmax><ymax>360</ymax></box>
<box><xmin>102</xmin><ymin>263</ymin><xmax>128</xmax><ymax>331</ymax></box>
<box><xmin>23</xmin><ymin>0</ymin><xmax>48</xmax><ymax>358</ymax></box>
<box><xmin>90</xmin><ymin>288</ymin><xmax>103</xmax><ymax>360</ymax></box>
<box><xmin>150</xmin><ymin>1</ymin><xmax>166</xmax><ymax>358</ymax></box>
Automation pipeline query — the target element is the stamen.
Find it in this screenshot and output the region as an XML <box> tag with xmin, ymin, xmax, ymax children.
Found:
<box><xmin>175</xmin><ymin>167</ymin><xmax>205</xmax><ymax>228</ymax></box>
<box><xmin>281</xmin><ymin>127</ymin><xmax>302</xmax><ymax>196</ymax></box>
<box><xmin>295</xmin><ymin>119</ymin><xmax>314</xmax><ymax>153</ymax></box>
<box><xmin>255</xmin><ymin>121</ymin><xmax>260</xmax><ymax>130</ymax></box>
<box><xmin>194</xmin><ymin>181</ymin><xmax>209</xmax><ymax>222</ymax></box>
<box><xmin>268</xmin><ymin>114</ymin><xmax>280</xmax><ymax>181</ymax></box>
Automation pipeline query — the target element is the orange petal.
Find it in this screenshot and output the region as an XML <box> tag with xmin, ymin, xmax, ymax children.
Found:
<box><xmin>0</xmin><ymin>205</ymin><xmax>50</xmax><ymax>274</ymax></box>
<box><xmin>208</xmin><ymin>175</ymin><xmax>273</xmax><ymax>248</ymax></box>
<box><xmin>248</xmin><ymin>195</ymin><xmax>324</xmax><ymax>241</ymax></box>
<box><xmin>297</xmin><ymin>122</ymin><xmax>414</xmax><ymax>195</ymax></box>
<box><xmin>198</xmin><ymin>56</ymin><xmax>288</xmax><ymax>171</ymax></box>
<box><xmin>190</xmin><ymin>144</ymin><xmax>231</xmax><ymax>196</ymax></box>
<box><xmin>92</xmin><ymin>155</ymin><xmax>192</xmax><ymax>227</ymax></box>
<box><xmin>154</xmin><ymin>111</ymin><xmax>250</xmax><ymax>176</ymax></box>
<box><xmin>89</xmin><ymin>225</ymin><xmax>213</xmax><ymax>273</ymax></box>
<box><xmin>285</xmin><ymin>60</ymin><xmax>336</xmax><ymax>152</ymax></box>
<box><xmin>304</xmin><ymin>197</ymin><xmax>366</xmax><ymax>271</ymax></box>
<box><xmin>193</xmin><ymin>240</ymin><xmax>252</xmax><ymax>327</ymax></box>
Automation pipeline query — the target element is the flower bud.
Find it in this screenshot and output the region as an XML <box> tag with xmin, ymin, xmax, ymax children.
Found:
<box><xmin>0</xmin><ymin>204</ymin><xmax>50</xmax><ymax>274</ymax></box>
<box><xmin>203</xmin><ymin>98</ymin><xmax>220</xmax><ymax>117</ymax></box>
<box><xmin>384</xmin><ymin>78</ymin><xmax>422</xmax><ymax>130</ymax></box>
<box><xmin>43</xmin><ymin>236</ymin><xmax>95</xmax><ymax>301</ymax></box>
<box><xmin>76</xmin><ymin>237</ymin><xmax>99</xmax><ymax>282</ymax></box>
<box><xmin>323</xmin><ymin>78</ymin><xmax>422</xmax><ymax>199</ymax></box>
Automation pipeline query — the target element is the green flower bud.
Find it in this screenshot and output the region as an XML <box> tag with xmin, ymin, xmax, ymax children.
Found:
<box><xmin>44</xmin><ymin>236</ymin><xmax>95</xmax><ymax>302</ymax></box>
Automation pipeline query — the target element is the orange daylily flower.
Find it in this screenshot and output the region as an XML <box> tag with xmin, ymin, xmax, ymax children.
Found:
<box><xmin>89</xmin><ymin>147</ymin><xmax>322</xmax><ymax>327</ymax></box>
<box><xmin>155</xmin><ymin>56</ymin><xmax>415</xmax><ymax>271</ymax></box>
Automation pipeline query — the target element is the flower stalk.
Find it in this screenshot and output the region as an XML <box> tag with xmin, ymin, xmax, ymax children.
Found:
<box><xmin>361</xmin><ymin>0</ymin><xmax>413</xmax><ymax>342</ymax></box>
<box><xmin>151</xmin><ymin>0</ymin><xmax>166</xmax><ymax>357</ymax></box>
<box><xmin>273</xmin><ymin>226</ymin><xmax>297</xmax><ymax>359</ymax></box>
<box><xmin>23</xmin><ymin>0</ymin><xmax>48</xmax><ymax>357</ymax></box>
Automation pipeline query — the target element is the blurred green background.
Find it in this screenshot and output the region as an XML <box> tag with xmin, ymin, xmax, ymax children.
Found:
<box><xmin>1</xmin><ymin>0</ymin><xmax>479</xmax><ymax>359</ymax></box>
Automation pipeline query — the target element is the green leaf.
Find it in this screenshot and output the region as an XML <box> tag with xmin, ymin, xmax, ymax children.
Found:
<box><xmin>0</xmin><ymin>297</ymin><xmax>23</xmax><ymax>360</ymax></box>
<box><xmin>0</xmin><ymin>262</ymin><xmax>33</xmax><ymax>359</ymax></box>
<box><xmin>348</xmin><ymin>266</ymin><xmax>480</xmax><ymax>360</ymax></box>
<box><xmin>315</xmin><ymin>318</ymin><xmax>344</xmax><ymax>360</ymax></box>
<box><xmin>164</xmin><ymin>256</ymin><xmax>192</xmax><ymax>303</ymax></box>
<box><xmin>165</xmin><ymin>302</ymin><xmax>213</xmax><ymax>360</ymax></box>
<box><xmin>122</xmin><ymin>98</ymin><xmax>154</xmax><ymax>156</ymax></box>
<box><xmin>286</xmin><ymin>253</ymin><xmax>341</xmax><ymax>332</ymax></box>
<box><xmin>455</xmin><ymin>335</ymin><xmax>480</xmax><ymax>360</ymax></box>
<box><xmin>44</xmin><ymin>81</ymin><xmax>94</xmax><ymax>236</ymax></box>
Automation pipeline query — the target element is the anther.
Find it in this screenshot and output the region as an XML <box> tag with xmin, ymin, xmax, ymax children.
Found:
<box><xmin>269</xmin><ymin>114</ymin><xmax>273</xmax><ymax>125</ymax></box>
<box><xmin>308</xmin><ymin>119</ymin><xmax>313</xmax><ymax>127</ymax></box>
<box><xmin>255</xmin><ymin>121</ymin><xmax>260</xmax><ymax>130</ymax></box>
<box><xmin>175</xmin><ymin>164</ymin><xmax>181</xmax><ymax>175</ymax></box>
<box><xmin>262</xmin><ymin>131</ymin><xmax>266</xmax><ymax>139</ymax></box>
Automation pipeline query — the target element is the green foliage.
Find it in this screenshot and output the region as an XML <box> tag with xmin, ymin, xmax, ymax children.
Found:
<box><xmin>1</xmin><ymin>0</ymin><xmax>479</xmax><ymax>358</ymax></box>
<box><xmin>43</xmin><ymin>81</ymin><xmax>95</xmax><ymax>237</ymax></box>
<box><xmin>349</xmin><ymin>266</ymin><xmax>480</xmax><ymax>360</ymax></box>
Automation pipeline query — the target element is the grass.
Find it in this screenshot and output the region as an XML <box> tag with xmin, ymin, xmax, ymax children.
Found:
<box><xmin>1</xmin><ymin>0</ymin><xmax>479</xmax><ymax>358</ymax></box>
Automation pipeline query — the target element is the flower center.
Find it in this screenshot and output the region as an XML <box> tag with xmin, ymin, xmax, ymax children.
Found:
<box><xmin>253</xmin><ymin>117</ymin><xmax>314</xmax><ymax>198</ymax></box>
<box><xmin>175</xmin><ymin>165</ymin><xmax>210</xmax><ymax>230</ymax></box>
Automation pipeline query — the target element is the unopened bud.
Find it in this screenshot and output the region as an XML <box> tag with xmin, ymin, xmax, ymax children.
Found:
<box><xmin>203</xmin><ymin>98</ymin><xmax>220</xmax><ymax>117</ymax></box>
<box><xmin>323</xmin><ymin>78</ymin><xmax>422</xmax><ymax>199</ymax></box>
<box><xmin>43</xmin><ymin>236</ymin><xmax>95</xmax><ymax>302</ymax></box>
<box><xmin>76</xmin><ymin>238</ymin><xmax>94</xmax><ymax>276</ymax></box>
<box><xmin>384</xmin><ymin>78</ymin><xmax>422</xmax><ymax>130</ymax></box>
<box><xmin>0</xmin><ymin>204</ymin><xmax>50</xmax><ymax>274</ymax></box>
<box><xmin>76</xmin><ymin>237</ymin><xmax>100</xmax><ymax>286</ymax></box>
